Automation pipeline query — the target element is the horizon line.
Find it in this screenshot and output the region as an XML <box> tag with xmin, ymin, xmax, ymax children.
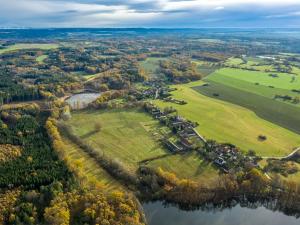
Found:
<box><xmin>1</xmin><ymin>26</ymin><xmax>300</xmax><ymax>29</ymax></box>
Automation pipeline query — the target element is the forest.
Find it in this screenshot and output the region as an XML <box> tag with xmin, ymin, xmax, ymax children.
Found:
<box><xmin>0</xmin><ymin>28</ymin><xmax>300</xmax><ymax>225</ymax></box>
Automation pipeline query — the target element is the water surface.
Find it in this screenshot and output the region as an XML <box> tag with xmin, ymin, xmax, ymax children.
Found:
<box><xmin>143</xmin><ymin>201</ymin><xmax>300</xmax><ymax>225</ymax></box>
<box><xmin>66</xmin><ymin>93</ymin><xmax>100</xmax><ymax>109</ymax></box>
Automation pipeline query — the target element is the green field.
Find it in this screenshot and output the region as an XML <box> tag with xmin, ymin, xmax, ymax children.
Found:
<box><xmin>61</xmin><ymin>135</ymin><xmax>123</xmax><ymax>191</ymax></box>
<box><xmin>36</xmin><ymin>55</ymin><xmax>48</xmax><ymax>63</ymax></box>
<box><xmin>198</xmin><ymin>68</ymin><xmax>300</xmax><ymax>133</ymax></box>
<box><xmin>225</xmin><ymin>56</ymin><xmax>300</xmax><ymax>75</ymax></box>
<box><xmin>206</xmin><ymin>70</ymin><xmax>299</xmax><ymax>99</ymax></box>
<box><xmin>226</xmin><ymin>57</ymin><xmax>244</xmax><ymax>65</ymax></box>
<box><xmin>267</xmin><ymin>161</ymin><xmax>300</xmax><ymax>184</ymax></box>
<box><xmin>193</xmin><ymin>60</ymin><xmax>220</xmax><ymax>76</ymax></box>
<box><xmin>274</xmin><ymin>170</ymin><xmax>300</xmax><ymax>184</ymax></box>
<box><xmin>154</xmin><ymin>81</ymin><xmax>300</xmax><ymax>157</ymax></box>
<box><xmin>67</xmin><ymin>109</ymin><xmax>167</xmax><ymax>172</ymax></box>
<box><xmin>209</xmin><ymin>68</ymin><xmax>299</xmax><ymax>90</ymax></box>
<box><xmin>139</xmin><ymin>57</ymin><xmax>218</xmax><ymax>78</ymax></box>
<box><xmin>0</xmin><ymin>43</ymin><xmax>59</xmax><ymax>54</ymax></box>
<box><xmin>139</xmin><ymin>57</ymin><xmax>167</xmax><ymax>78</ymax></box>
<box><xmin>292</xmin><ymin>66</ymin><xmax>300</xmax><ymax>75</ymax></box>
<box><xmin>205</xmin><ymin>68</ymin><xmax>300</xmax><ymax>108</ymax></box>
<box><xmin>146</xmin><ymin>151</ymin><xmax>219</xmax><ymax>183</ymax></box>
<box><xmin>66</xmin><ymin>108</ymin><xmax>219</xmax><ymax>182</ymax></box>
<box><xmin>225</xmin><ymin>57</ymin><xmax>280</xmax><ymax>72</ymax></box>
<box><xmin>194</xmin><ymin>81</ymin><xmax>300</xmax><ymax>134</ymax></box>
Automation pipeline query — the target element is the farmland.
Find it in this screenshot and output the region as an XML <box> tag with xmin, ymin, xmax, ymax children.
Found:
<box><xmin>205</xmin><ymin>69</ymin><xmax>299</xmax><ymax>100</ymax></box>
<box><xmin>61</xmin><ymin>135</ymin><xmax>123</xmax><ymax>191</ymax></box>
<box><xmin>66</xmin><ymin>109</ymin><xmax>167</xmax><ymax>172</ymax></box>
<box><xmin>1</xmin><ymin>28</ymin><xmax>300</xmax><ymax>224</ymax></box>
<box><xmin>65</xmin><ymin>108</ymin><xmax>219</xmax><ymax>182</ymax></box>
<box><xmin>194</xmin><ymin>81</ymin><xmax>300</xmax><ymax>134</ymax></box>
<box><xmin>224</xmin><ymin>56</ymin><xmax>300</xmax><ymax>74</ymax></box>
<box><xmin>226</xmin><ymin>57</ymin><xmax>244</xmax><ymax>65</ymax></box>
<box><xmin>195</xmin><ymin>67</ymin><xmax>300</xmax><ymax>133</ymax></box>
<box><xmin>36</xmin><ymin>54</ymin><xmax>48</xmax><ymax>62</ymax></box>
<box><xmin>0</xmin><ymin>43</ymin><xmax>59</xmax><ymax>54</ymax></box>
<box><xmin>145</xmin><ymin>151</ymin><xmax>219</xmax><ymax>183</ymax></box>
<box><xmin>154</xmin><ymin>81</ymin><xmax>300</xmax><ymax>157</ymax></box>
<box><xmin>208</xmin><ymin>68</ymin><xmax>300</xmax><ymax>90</ymax></box>
<box><xmin>193</xmin><ymin>60</ymin><xmax>220</xmax><ymax>76</ymax></box>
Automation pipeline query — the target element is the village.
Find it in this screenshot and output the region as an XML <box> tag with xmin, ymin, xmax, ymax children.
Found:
<box><xmin>143</xmin><ymin>102</ymin><xmax>259</xmax><ymax>173</ymax></box>
<box><xmin>134</xmin><ymin>80</ymin><xmax>187</xmax><ymax>104</ymax></box>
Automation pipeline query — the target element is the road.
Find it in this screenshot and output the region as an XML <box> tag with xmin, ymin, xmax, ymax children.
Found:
<box><xmin>261</xmin><ymin>147</ymin><xmax>300</xmax><ymax>160</ymax></box>
<box><xmin>192</xmin><ymin>128</ymin><xmax>207</xmax><ymax>143</ymax></box>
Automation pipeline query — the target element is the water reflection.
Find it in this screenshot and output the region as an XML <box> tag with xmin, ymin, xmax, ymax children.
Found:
<box><xmin>66</xmin><ymin>93</ymin><xmax>100</xmax><ymax>109</ymax></box>
<box><xmin>143</xmin><ymin>200</ymin><xmax>300</xmax><ymax>225</ymax></box>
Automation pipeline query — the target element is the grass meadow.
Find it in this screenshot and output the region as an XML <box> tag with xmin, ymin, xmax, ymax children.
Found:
<box><xmin>146</xmin><ymin>151</ymin><xmax>219</xmax><ymax>183</ymax></box>
<box><xmin>154</xmin><ymin>81</ymin><xmax>300</xmax><ymax>157</ymax></box>
<box><xmin>139</xmin><ymin>57</ymin><xmax>167</xmax><ymax>79</ymax></box>
<box><xmin>209</xmin><ymin>68</ymin><xmax>300</xmax><ymax>90</ymax></box>
<box><xmin>67</xmin><ymin>109</ymin><xmax>167</xmax><ymax>172</ymax></box>
<box><xmin>224</xmin><ymin>56</ymin><xmax>300</xmax><ymax>74</ymax></box>
<box><xmin>0</xmin><ymin>43</ymin><xmax>59</xmax><ymax>54</ymax></box>
<box><xmin>193</xmin><ymin>60</ymin><xmax>220</xmax><ymax>77</ymax></box>
<box><xmin>194</xmin><ymin>81</ymin><xmax>300</xmax><ymax>134</ymax></box>
<box><xmin>36</xmin><ymin>55</ymin><xmax>48</xmax><ymax>63</ymax></box>
<box><xmin>66</xmin><ymin>108</ymin><xmax>219</xmax><ymax>182</ymax></box>
<box><xmin>61</xmin><ymin>135</ymin><xmax>123</xmax><ymax>191</ymax></box>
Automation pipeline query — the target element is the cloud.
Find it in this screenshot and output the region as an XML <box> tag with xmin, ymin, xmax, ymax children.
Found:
<box><xmin>0</xmin><ymin>0</ymin><xmax>165</xmax><ymax>27</ymax></box>
<box><xmin>0</xmin><ymin>0</ymin><xmax>300</xmax><ymax>27</ymax></box>
<box><xmin>0</xmin><ymin>0</ymin><xmax>127</xmax><ymax>15</ymax></box>
<box><xmin>214</xmin><ymin>6</ymin><xmax>225</xmax><ymax>11</ymax></box>
<box><xmin>266</xmin><ymin>11</ymin><xmax>300</xmax><ymax>18</ymax></box>
<box><xmin>157</xmin><ymin>0</ymin><xmax>300</xmax><ymax>11</ymax></box>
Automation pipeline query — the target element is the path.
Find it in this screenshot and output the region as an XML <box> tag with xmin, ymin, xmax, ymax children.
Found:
<box><xmin>262</xmin><ymin>147</ymin><xmax>300</xmax><ymax>181</ymax></box>
<box><xmin>261</xmin><ymin>147</ymin><xmax>300</xmax><ymax>160</ymax></box>
<box><xmin>192</xmin><ymin>122</ymin><xmax>299</xmax><ymax>160</ymax></box>
<box><xmin>59</xmin><ymin>95</ymin><xmax>71</xmax><ymax>102</ymax></box>
<box><xmin>192</xmin><ymin>125</ymin><xmax>299</xmax><ymax>161</ymax></box>
<box><xmin>155</xmin><ymin>89</ymin><xmax>159</xmax><ymax>99</ymax></box>
<box><xmin>192</xmin><ymin>128</ymin><xmax>207</xmax><ymax>143</ymax></box>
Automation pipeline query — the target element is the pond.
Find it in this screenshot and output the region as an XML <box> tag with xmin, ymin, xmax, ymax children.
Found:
<box><xmin>143</xmin><ymin>201</ymin><xmax>300</xmax><ymax>225</ymax></box>
<box><xmin>66</xmin><ymin>93</ymin><xmax>101</xmax><ymax>109</ymax></box>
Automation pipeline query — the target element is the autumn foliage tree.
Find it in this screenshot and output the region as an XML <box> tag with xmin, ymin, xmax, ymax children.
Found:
<box><xmin>44</xmin><ymin>190</ymin><xmax>145</xmax><ymax>225</ymax></box>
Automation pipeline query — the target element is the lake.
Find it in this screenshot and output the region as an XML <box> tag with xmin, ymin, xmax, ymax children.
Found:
<box><xmin>143</xmin><ymin>201</ymin><xmax>300</xmax><ymax>225</ymax></box>
<box><xmin>66</xmin><ymin>93</ymin><xmax>101</xmax><ymax>109</ymax></box>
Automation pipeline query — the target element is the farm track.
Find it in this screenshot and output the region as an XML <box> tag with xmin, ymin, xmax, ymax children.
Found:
<box><xmin>192</xmin><ymin>127</ymin><xmax>300</xmax><ymax>161</ymax></box>
<box><xmin>193</xmin><ymin>124</ymin><xmax>299</xmax><ymax>161</ymax></box>
<box><xmin>261</xmin><ymin>147</ymin><xmax>300</xmax><ymax>160</ymax></box>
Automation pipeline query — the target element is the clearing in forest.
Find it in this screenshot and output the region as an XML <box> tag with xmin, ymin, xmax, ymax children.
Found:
<box><xmin>139</xmin><ymin>57</ymin><xmax>167</xmax><ymax>78</ymax></box>
<box><xmin>61</xmin><ymin>135</ymin><xmax>123</xmax><ymax>191</ymax></box>
<box><xmin>0</xmin><ymin>43</ymin><xmax>59</xmax><ymax>54</ymax></box>
<box><xmin>67</xmin><ymin>109</ymin><xmax>167</xmax><ymax>172</ymax></box>
<box><xmin>66</xmin><ymin>108</ymin><xmax>219</xmax><ymax>182</ymax></box>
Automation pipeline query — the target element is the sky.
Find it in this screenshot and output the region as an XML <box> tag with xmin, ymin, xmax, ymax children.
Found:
<box><xmin>1</xmin><ymin>0</ymin><xmax>300</xmax><ymax>28</ymax></box>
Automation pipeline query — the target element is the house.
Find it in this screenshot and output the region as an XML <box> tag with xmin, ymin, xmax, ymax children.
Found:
<box><xmin>171</xmin><ymin>121</ymin><xmax>185</xmax><ymax>130</ymax></box>
<box><xmin>164</xmin><ymin>140</ymin><xmax>184</xmax><ymax>152</ymax></box>
<box><xmin>150</xmin><ymin>107</ymin><xmax>161</xmax><ymax>115</ymax></box>
<box><xmin>214</xmin><ymin>157</ymin><xmax>226</xmax><ymax>167</ymax></box>
<box><xmin>179</xmin><ymin>137</ymin><xmax>193</xmax><ymax>150</ymax></box>
<box><xmin>178</xmin><ymin>127</ymin><xmax>197</xmax><ymax>138</ymax></box>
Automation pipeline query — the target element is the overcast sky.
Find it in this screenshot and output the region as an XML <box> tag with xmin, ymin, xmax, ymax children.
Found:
<box><xmin>1</xmin><ymin>0</ymin><xmax>300</xmax><ymax>28</ymax></box>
